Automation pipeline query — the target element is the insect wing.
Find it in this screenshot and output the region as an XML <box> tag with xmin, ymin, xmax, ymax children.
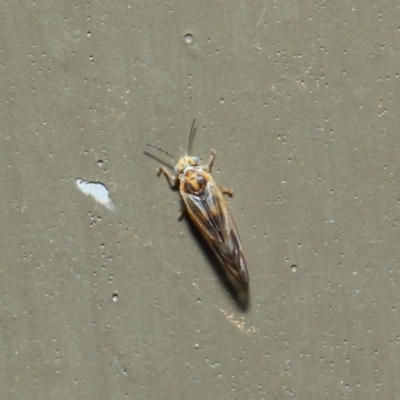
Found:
<box><xmin>181</xmin><ymin>177</ymin><xmax>249</xmax><ymax>283</ymax></box>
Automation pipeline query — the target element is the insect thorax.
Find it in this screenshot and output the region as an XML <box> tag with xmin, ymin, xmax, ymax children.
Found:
<box><xmin>180</xmin><ymin>166</ymin><xmax>208</xmax><ymax>196</ymax></box>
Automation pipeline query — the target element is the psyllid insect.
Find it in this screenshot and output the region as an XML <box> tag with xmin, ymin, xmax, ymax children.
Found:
<box><xmin>147</xmin><ymin>120</ymin><xmax>249</xmax><ymax>283</ymax></box>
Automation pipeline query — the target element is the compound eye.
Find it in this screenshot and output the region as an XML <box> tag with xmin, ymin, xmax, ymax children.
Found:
<box><xmin>192</xmin><ymin>157</ymin><xmax>200</xmax><ymax>165</ymax></box>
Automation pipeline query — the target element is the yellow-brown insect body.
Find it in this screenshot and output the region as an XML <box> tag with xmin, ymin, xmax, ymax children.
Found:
<box><xmin>174</xmin><ymin>155</ymin><xmax>201</xmax><ymax>176</ymax></box>
<box><xmin>179</xmin><ymin>163</ymin><xmax>209</xmax><ymax>197</ymax></box>
<box><xmin>172</xmin><ymin>153</ymin><xmax>249</xmax><ymax>283</ymax></box>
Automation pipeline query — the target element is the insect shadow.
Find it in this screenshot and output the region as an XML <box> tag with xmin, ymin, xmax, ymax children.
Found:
<box><xmin>143</xmin><ymin>150</ymin><xmax>175</xmax><ymax>170</ymax></box>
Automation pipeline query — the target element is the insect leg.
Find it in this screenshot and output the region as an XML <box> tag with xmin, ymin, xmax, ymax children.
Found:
<box><xmin>219</xmin><ymin>185</ymin><xmax>233</xmax><ymax>196</ymax></box>
<box><xmin>157</xmin><ymin>166</ymin><xmax>178</xmax><ymax>188</ymax></box>
<box><xmin>203</xmin><ymin>149</ymin><xmax>216</xmax><ymax>172</ymax></box>
<box><xmin>178</xmin><ymin>210</ymin><xmax>185</xmax><ymax>220</ymax></box>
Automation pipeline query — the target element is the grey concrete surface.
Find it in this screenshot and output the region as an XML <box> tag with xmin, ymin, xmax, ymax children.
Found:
<box><xmin>1</xmin><ymin>1</ymin><xmax>400</xmax><ymax>399</ymax></box>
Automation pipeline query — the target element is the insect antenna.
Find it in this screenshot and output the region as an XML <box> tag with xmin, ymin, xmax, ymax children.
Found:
<box><xmin>146</xmin><ymin>143</ymin><xmax>178</xmax><ymax>162</ymax></box>
<box><xmin>187</xmin><ymin>119</ymin><xmax>196</xmax><ymax>155</ymax></box>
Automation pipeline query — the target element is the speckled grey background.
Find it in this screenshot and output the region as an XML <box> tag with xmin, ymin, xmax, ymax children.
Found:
<box><xmin>1</xmin><ymin>1</ymin><xmax>400</xmax><ymax>399</ymax></box>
